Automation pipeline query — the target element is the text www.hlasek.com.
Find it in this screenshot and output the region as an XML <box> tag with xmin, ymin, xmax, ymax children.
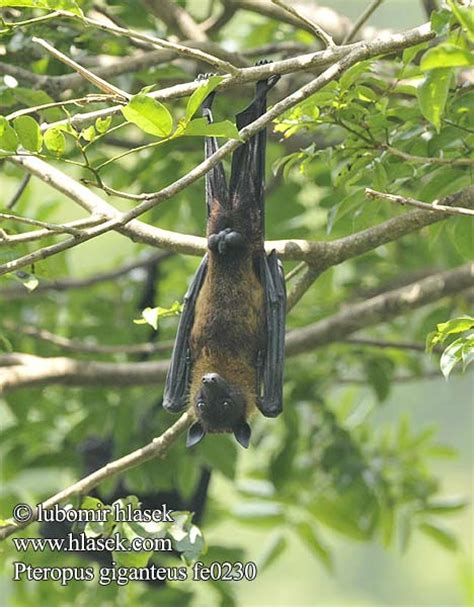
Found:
<box><xmin>13</xmin><ymin>532</ymin><xmax>172</xmax><ymax>553</ymax></box>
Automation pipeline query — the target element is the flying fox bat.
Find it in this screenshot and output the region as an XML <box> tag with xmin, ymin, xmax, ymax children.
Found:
<box><xmin>163</xmin><ymin>67</ymin><xmax>286</xmax><ymax>449</ymax></box>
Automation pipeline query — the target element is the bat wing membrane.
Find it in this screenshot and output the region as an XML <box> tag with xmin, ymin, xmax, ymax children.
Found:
<box><xmin>162</xmin><ymin>254</ymin><xmax>208</xmax><ymax>412</ymax></box>
<box><xmin>258</xmin><ymin>250</ymin><xmax>286</xmax><ymax>417</ymax></box>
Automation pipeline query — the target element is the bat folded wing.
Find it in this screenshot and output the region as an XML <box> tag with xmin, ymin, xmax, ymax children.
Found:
<box><xmin>259</xmin><ymin>250</ymin><xmax>286</xmax><ymax>418</ymax></box>
<box><xmin>162</xmin><ymin>255</ymin><xmax>208</xmax><ymax>413</ymax></box>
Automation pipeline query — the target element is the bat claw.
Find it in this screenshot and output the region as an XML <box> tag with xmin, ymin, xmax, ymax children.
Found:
<box><xmin>196</xmin><ymin>72</ymin><xmax>218</xmax><ymax>81</ymax></box>
<box><xmin>255</xmin><ymin>59</ymin><xmax>281</xmax><ymax>92</ymax></box>
<box><xmin>208</xmin><ymin>229</ymin><xmax>244</xmax><ymax>255</ymax></box>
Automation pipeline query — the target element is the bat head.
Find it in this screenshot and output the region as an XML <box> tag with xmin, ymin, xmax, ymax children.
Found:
<box><xmin>187</xmin><ymin>372</ymin><xmax>251</xmax><ymax>449</ymax></box>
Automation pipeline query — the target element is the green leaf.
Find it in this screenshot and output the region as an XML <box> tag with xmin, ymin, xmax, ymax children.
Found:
<box><xmin>181</xmin><ymin>118</ymin><xmax>241</xmax><ymax>139</ymax></box>
<box><xmin>461</xmin><ymin>336</ymin><xmax>474</xmax><ymax>370</ymax></box>
<box><xmin>173</xmin><ymin>524</ymin><xmax>206</xmax><ymax>564</ymax></box>
<box><xmin>431</xmin><ymin>9</ymin><xmax>453</xmax><ymax>35</ymax></box>
<box><xmin>256</xmin><ymin>532</ymin><xmax>287</xmax><ymax>572</ymax></box>
<box><xmin>185</xmin><ymin>75</ymin><xmax>223</xmax><ymax>123</ymax></box>
<box><xmin>295</xmin><ymin>522</ymin><xmax>332</xmax><ymax>571</ymax></box>
<box><xmin>0</xmin><ymin>117</ymin><xmax>18</xmax><ymax>152</ymax></box>
<box><xmin>448</xmin><ymin>0</ymin><xmax>474</xmax><ymax>42</ymax></box>
<box><xmin>440</xmin><ymin>337</ymin><xmax>464</xmax><ymax>378</ymax></box>
<box><xmin>121</xmin><ymin>95</ymin><xmax>173</xmax><ymax>138</ymax></box>
<box><xmin>134</xmin><ymin>302</ymin><xmax>182</xmax><ymax>330</ymax></box>
<box><xmin>80</xmin><ymin>125</ymin><xmax>96</xmax><ymax>142</ymax></box>
<box><xmin>402</xmin><ymin>42</ymin><xmax>429</xmax><ymax>65</ymax></box>
<box><xmin>44</xmin><ymin>127</ymin><xmax>65</xmax><ymax>157</ymax></box>
<box><xmin>0</xmin><ymin>0</ymin><xmax>82</xmax><ymax>14</ymax></box>
<box><xmin>421</xmin><ymin>497</ymin><xmax>467</xmax><ymax>515</ymax></box>
<box><xmin>417</xmin><ymin>68</ymin><xmax>452</xmax><ymax>132</ymax></box>
<box><xmin>435</xmin><ymin>316</ymin><xmax>474</xmax><ymax>341</ymax></box>
<box><xmin>95</xmin><ymin>116</ymin><xmax>112</xmax><ymax>134</ymax></box>
<box><xmin>13</xmin><ymin>115</ymin><xmax>42</xmax><ymax>152</ymax></box>
<box><xmin>421</xmin><ymin>43</ymin><xmax>474</xmax><ymax>71</ymax></box>
<box><xmin>419</xmin><ymin>521</ymin><xmax>458</xmax><ymax>551</ymax></box>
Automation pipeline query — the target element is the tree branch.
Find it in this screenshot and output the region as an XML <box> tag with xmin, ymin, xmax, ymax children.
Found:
<box><xmin>0</xmin><ymin>354</ymin><xmax>168</xmax><ymax>393</ymax></box>
<box><xmin>366</xmin><ymin>188</ymin><xmax>474</xmax><ymax>218</ymax></box>
<box><xmin>0</xmin><ymin>216</ymin><xmax>105</xmax><ymax>246</ymax></box>
<box><xmin>40</xmin><ymin>21</ymin><xmax>433</xmax><ymax>133</ymax></box>
<box><xmin>285</xmin><ymin>263</ymin><xmax>474</xmax><ymax>355</ymax></box>
<box><xmin>32</xmin><ymin>37</ymin><xmax>130</xmax><ymax>100</ymax></box>
<box><xmin>3</xmin><ymin>323</ymin><xmax>173</xmax><ymax>355</ymax></box>
<box><xmin>230</xmin><ymin>0</ymin><xmax>390</xmax><ymax>43</ymax></box>
<box><xmin>382</xmin><ymin>144</ymin><xmax>474</xmax><ymax>167</ymax></box>
<box><xmin>343</xmin><ymin>0</ymin><xmax>384</xmax><ymax>44</ymax></box>
<box><xmin>271</xmin><ymin>0</ymin><xmax>335</xmax><ymax>47</ymax></box>
<box><xmin>0</xmin><ymin>411</ymin><xmax>193</xmax><ymax>541</ymax></box>
<box><xmin>2</xmin><ymin>264</ymin><xmax>471</xmax><ymax>393</ymax></box>
<box><xmin>1</xmin><ymin>23</ymin><xmax>436</xmax><ymax>277</ymax></box>
<box><xmin>0</xmin><ymin>251</ymin><xmax>171</xmax><ymax>299</ymax></box>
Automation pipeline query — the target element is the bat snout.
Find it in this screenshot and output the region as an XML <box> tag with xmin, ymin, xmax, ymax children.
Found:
<box><xmin>202</xmin><ymin>372</ymin><xmax>220</xmax><ymax>385</ymax></box>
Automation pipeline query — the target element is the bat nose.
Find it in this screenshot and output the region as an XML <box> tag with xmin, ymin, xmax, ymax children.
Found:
<box><xmin>202</xmin><ymin>373</ymin><xmax>219</xmax><ymax>384</ymax></box>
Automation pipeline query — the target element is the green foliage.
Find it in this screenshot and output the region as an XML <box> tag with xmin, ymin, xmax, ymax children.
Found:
<box><xmin>427</xmin><ymin>315</ymin><xmax>474</xmax><ymax>378</ymax></box>
<box><xmin>0</xmin><ymin>0</ymin><xmax>82</xmax><ymax>14</ymax></box>
<box><xmin>121</xmin><ymin>95</ymin><xmax>174</xmax><ymax>138</ymax></box>
<box><xmin>134</xmin><ymin>301</ymin><xmax>183</xmax><ymax>330</ymax></box>
<box><xmin>0</xmin><ymin>2</ymin><xmax>472</xmax><ymax>605</ymax></box>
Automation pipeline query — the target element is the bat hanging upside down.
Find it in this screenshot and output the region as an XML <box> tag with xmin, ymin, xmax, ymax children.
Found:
<box><xmin>163</xmin><ymin>67</ymin><xmax>286</xmax><ymax>449</ymax></box>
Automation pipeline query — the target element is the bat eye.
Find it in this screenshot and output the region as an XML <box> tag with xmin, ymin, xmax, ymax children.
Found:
<box><xmin>197</xmin><ymin>401</ymin><xmax>206</xmax><ymax>411</ymax></box>
<box><xmin>222</xmin><ymin>400</ymin><xmax>231</xmax><ymax>408</ymax></box>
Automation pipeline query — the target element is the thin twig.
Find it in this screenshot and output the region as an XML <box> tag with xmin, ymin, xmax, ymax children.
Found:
<box><xmin>32</xmin><ymin>37</ymin><xmax>131</xmax><ymax>100</ymax></box>
<box><xmin>64</xmin><ymin>12</ymin><xmax>240</xmax><ymax>75</ymax></box>
<box><xmin>0</xmin><ymin>216</ymin><xmax>105</xmax><ymax>246</ymax></box>
<box><xmin>271</xmin><ymin>0</ymin><xmax>335</xmax><ymax>47</ymax></box>
<box><xmin>343</xmin><ymin>337</ymin><xmax>443</xmax><ymax>353</ymax></box>
<box><xmin>287</xmin><ymin>265</ymin><xmax>321</xmax><ymax>311</ymax></box>
<box><xmin>365</xmin><ymin>188</ymin><xmax>474</xmax><ymax>218</ymax></box>
<box><xmin>6</xmin><ymin>95</ymin><xmax>113</xmax><ymax>122</ymax></box>
<box><xmin>0</xmin><ymin>411</ymin><xmax>193</xmax><ymax>540</ymax></box>
<box><xmin>0</xmin><ymin>251</ymin><xmax>171</xmax><ymax>298</ymax></box>
<box><xmin>343</xmin><ymin>0</ymin><xmax>384</xmax><ymax>44</ymax></box>
<box><xmin>6</xmin><ymin>174</ymin><xmax>30</xmax><ymax>209</ymax></box>
<box><xmin>383</xmin><ymin>144</ymin><xmax>474</xmax><ymax>167</ymax></box>
<box><xmin>0</xmin><ymin>212</ymin><xmax>86</xmax><ymax>236</ymax></box>
<box><xmin>3</xmin><ymin>323</ymin><xmax>173</xmax><ymax>355</ymax></box>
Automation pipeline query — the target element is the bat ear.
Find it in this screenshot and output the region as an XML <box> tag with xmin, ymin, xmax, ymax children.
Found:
<box><xmin>187</xmin><ymin>422</ymin><xmax>206</xmax><ymax>448</ymax></box>
<box><xmin>233</xmin><ymin>422</ymin><xmax>251</xmax><ymax>449</ymax></box>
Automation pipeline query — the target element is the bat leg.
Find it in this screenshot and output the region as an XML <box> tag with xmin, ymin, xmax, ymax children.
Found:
<box><xmin>163</xmin><ymin>255</ymin><xmax>208</xmax><ymax>413</ymax></box>
<box><xmin>257</xmin><ymin>251</ymin><xmax>286</xmax><ymax>418</ymax></box>
<box><xmin>255</xmin><ymin>59</ymin><xmax>281</xmax><ymax>96</ymax></box>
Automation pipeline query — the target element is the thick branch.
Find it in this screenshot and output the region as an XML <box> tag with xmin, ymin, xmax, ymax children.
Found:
<box><xmin>0</xmin><ymin>411</ymin><xmax>193</xmax><ymax>541</ymax></box>
<box><xmin>2</xmin><ymin>264</ymin><xmax>471</xmax><ymax>393</ymax></box>
<box><xmin>41</xmin><ymin>21</ymin><xmax>433</xmax><ymax>133</ymax></box>
<box><xmin>0</xmin><ymin>354</ymin><xmax>168</xmax><ymax>393</ymax></box>
<box><xmin>285</xmin><ymin>263</ymin><xmax>474</xmax><ymax>355</ymax></box>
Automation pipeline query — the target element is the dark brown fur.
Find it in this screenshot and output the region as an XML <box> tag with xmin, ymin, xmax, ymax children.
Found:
<box><xmin>189</xmin><ymin>248</ymin><xmax>265</xmax><ymax>429</ymax></box>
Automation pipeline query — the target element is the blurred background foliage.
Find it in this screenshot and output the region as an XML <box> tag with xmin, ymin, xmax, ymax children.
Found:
<box><xmin>0</xmin><ymin>0</ymin><xmax>473</xmax><ymax>606</ymax></box>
